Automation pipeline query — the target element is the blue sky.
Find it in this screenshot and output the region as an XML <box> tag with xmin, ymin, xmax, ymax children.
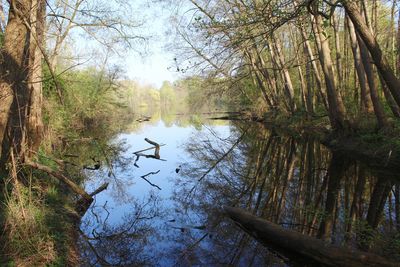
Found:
<box><xmin>123</xmin><ymin>1</ymin><xmax>180</xmax><ymax>88</ymax></box>
<box><xmin>51</xmin><ymin>0</ymin><xmax>185</xmax><ymax>88</ymax></box>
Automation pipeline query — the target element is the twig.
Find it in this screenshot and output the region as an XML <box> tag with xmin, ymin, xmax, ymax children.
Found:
<box><xmin>140</xmin><ymin>170</ymin><xmax>161</xmax><ymax>190</ymax></box>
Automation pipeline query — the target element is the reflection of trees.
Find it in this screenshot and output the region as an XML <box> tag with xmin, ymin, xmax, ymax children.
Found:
<box><xmin>70</xmin><ymin>128</ymin><xmax>176</xmax><ymax>266</ymax></box>
<box><xmin>79</xmin><ymin>193</ymin><xmax>162</xmax><ymax>266</ymax></box>
<box><xmin>172</xmin><ymin>122</ymin><xmax>400</xmax><ymax>265</ymax></box>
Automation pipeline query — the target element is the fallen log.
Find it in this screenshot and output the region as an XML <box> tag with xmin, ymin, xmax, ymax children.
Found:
<box><xmin>224</xmin><ymin>207</ymin><xmax>398</xmax><ymax>267</ymax></box>
<box><xmin>25</xmin><ymin>159</ymin><xmax>92</xmax><ymax>201</ymax></box>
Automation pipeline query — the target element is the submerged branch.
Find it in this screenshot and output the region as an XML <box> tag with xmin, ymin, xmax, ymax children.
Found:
<box><xmin>133</xmin><ymin>138</ymin><xmax>166</xmax><ymax>167</ymax></box>
<box><xmin>140</xmin><ymin>170</ymin><xmax>161</xmax><ymax>190</ymax></box>
<box><xmin>90</xmin><ymin>183</ymin><xmax>109</xmax><ymax>197</ymax></box>
<box><xmin>144</xmin><ymin>138</ymin><xmax>160</xmax><ymax>159</ymax></box>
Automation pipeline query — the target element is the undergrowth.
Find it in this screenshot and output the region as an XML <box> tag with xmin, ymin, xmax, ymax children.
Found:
<box><xmin>0</xmin><ymin>171</ymin><xmax>78</xmax><ymax>266</ymax></box>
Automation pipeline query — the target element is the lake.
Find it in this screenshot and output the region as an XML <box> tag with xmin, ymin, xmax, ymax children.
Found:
<box><xmin>78</xmin><ymin>115</ymin><xmax>400</xmax><ymax>266</ymax></box>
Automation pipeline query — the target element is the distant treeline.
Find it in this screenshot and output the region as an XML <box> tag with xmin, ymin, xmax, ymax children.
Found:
<box><xmin>120</xmin><ymin>77</ymin><xmax>228</xmax><ymax>115</ymax></box>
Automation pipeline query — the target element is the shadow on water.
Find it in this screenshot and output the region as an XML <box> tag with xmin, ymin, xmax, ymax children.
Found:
<box><xmin>74</xmin><ymin>112</ymin><xmax>400</xmax><ymax>266</ymax></box>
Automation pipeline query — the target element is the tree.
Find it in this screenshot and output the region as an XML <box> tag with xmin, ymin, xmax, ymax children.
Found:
<box><xmin>0</xmin><ymin>0</ymin><xmax>46</xmax><ymax>166</ymax></box>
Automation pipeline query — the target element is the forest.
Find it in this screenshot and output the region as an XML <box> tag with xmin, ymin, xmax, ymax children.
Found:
<box><xmin>1</xmin><ymin>0</ymin><xmax>400</xmax><ymax>266</ymax></box>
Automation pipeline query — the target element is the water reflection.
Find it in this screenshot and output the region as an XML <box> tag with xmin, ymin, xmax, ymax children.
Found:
<box><xmin>78</xmin><ymin>117</ymin><xmax>400</xmax><ymax>266</ymax></box>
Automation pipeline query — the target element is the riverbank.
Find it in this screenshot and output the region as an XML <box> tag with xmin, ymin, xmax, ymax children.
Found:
<box><xmin>266</xmin><ymin>113</ymin><xmax>400</xmax><ymax>173</ymax></box>
<box><xmin>211</xmin><ymin>110</ymin><xmax>400</xmax><ymax>174</ymax></box>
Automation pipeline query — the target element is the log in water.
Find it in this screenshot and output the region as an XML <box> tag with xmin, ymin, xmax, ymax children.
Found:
<box><xmin>225</xmin><ymin>206</ymin><xmax>398</xmax><ymax>267</ymax></box>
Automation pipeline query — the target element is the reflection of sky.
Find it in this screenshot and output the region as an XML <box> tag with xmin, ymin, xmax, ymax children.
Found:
<box><xmin>82</xmin><ymin>119</ymin><xmax>231</xmax><ymax>264</ymax></box>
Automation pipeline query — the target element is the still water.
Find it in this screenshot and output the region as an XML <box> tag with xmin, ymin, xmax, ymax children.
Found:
<box><xmin>78</xmin><ymin>116</ymin><xmax>400</xmax><ymax>266</ymax></box>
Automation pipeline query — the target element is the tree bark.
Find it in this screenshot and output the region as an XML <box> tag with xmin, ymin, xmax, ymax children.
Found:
<box><xmin>0</xmin><ymin>0</ymin><xmax>45</xmax><ymax>165</ymax></box>
<box><xmin>27</xmin><ymin>0</ymin><xmax>45</xmax><ymax>155</ymax></box>
<box><xmin>343</xmin><ymin>0</ymin><xmax>400</xmax><ymax>108</ymax></box>
<box><xmin>311</xmin><ymin>8</ymin><xmax>347</xmax><ymax>131</ymax></box>
<box><xmin>270</xmin><ymin>35</ymin><xmax>296</xmax><ymax>113</ymax></box>
<box><xmin>357</xmin><ymin>34</ymin><xmax>388</xmax><ymax>128</ymax></box>
<box><xmin>225</xmin><ymin>207</ymin><xmax>398</xmax><ymax>267</ymax></box>
<box><xmin>347</xmin><ymin>16</ymin><xmax>373</xmax><ymax>113</ymax></box>
<box><xmin>300</xmin><ymin>26</ymin><xmax>328</xmax><ymax>111</ymax></box>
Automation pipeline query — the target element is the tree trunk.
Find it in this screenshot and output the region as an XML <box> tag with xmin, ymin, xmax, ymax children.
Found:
<box><xmin>343</xmin><ymin>0</ymin><xmax>400</xmax><ymax>108</ymax></box>
<box><xmin>225</xmin><ymin>207</ymin><xmax>398</xmax><ymax>267</ymax></box>
<box><xmin>311</xmin><ymin>8</ymin><xmax>347</xmax><ymax>131</ymax></box>
<box><xmin>27</xmin><ymin>0</ymin><xmax>45</xmax><ymax>155</ymax></box>
<box><xmin>347</xmin><ymin>16</ymin><xmax>373</xmax><ymax>113</ymax></box>
<box><xmin>0</xmin><ymin>0</ymin><xmax>32</xmax><ymax>163</ymax></box>
<box><xmin>271</xmin><ymin>35</ymin><xmax>296</xmax><ymax>113</ymax></box>
<box><xmin>245</xmin><ymin>47</ymin><xmax>274</xmax><ymax>107</ymax></box>
<box><xmin>300</xmin><ymin>26</ymin><xmax>328</xmax><ymax>111</ymax></box>
<box><xmin>357</xmin><ymin>34</ymin><xmax>388</xmax><ymax>128</ymax></box>
<box><xmin>0</xmin><ymin>0</ymin><xmax>45</xmax><ymax>165</ymax></box>
<box><xmin>332</xmin><ymin>14</ymin><xmax>343</xmax><ymax>94</ymax></box>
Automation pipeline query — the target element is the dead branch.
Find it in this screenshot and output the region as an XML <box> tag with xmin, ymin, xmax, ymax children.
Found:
<box><xmin>140</xmin><ymin>170</ymin><xmax>161</xmax><ymax>190</ymax></box>
<box><xmin>132</xmin><ymin>144</ymin><xmax>165</xmax><ymax>155</ymax></box>
<box><xmin>25</xmin><ymin>159</ymin><xmax>92</xmax><ymax>201</ymax></box>
<box><xmin>133</xmin><ymin>139</ymin><xmax>166</xmax><ymax>167</ymax></box>
<box><xmin>144</xmin><ymin>138</ymin><xmax>160</xmax><ymax>159</ymax></box>
<box><xmin>90</xmin><ymin>183</ymin><xmax>109</xmax><ymax>197</ymax></box>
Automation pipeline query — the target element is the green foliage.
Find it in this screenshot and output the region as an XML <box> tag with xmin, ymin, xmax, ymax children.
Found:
<box><xmin>160</xmin><ymin>81</ymin><xmax>176</xmax><ymax>107</ymax></box>
<box><xmin>1</xmin><ymin>178</ymin><xmax>75</xmax><ymax>266</ymax></box>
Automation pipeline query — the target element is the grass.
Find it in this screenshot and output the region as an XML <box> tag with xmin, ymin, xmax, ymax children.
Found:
<box><xmin>0</xmin><ymin>171</ymin><xmax>79</xmax><ymax>266</ymax></box>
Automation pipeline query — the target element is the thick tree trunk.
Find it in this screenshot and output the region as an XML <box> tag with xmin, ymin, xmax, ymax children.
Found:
<box><xmin>0</xmin><ymin>0</ymin><xmax>45</xmax><ymax>165</ymax></box>
<box><xmin>27</xmin><ymin>0</ymin><xmax>45</xmax><ymax>155</ymax></box>
<box><xmin>0</xmin><ymin>0</ymin><xmax>31</xmax><ymax>163</ymax></box>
